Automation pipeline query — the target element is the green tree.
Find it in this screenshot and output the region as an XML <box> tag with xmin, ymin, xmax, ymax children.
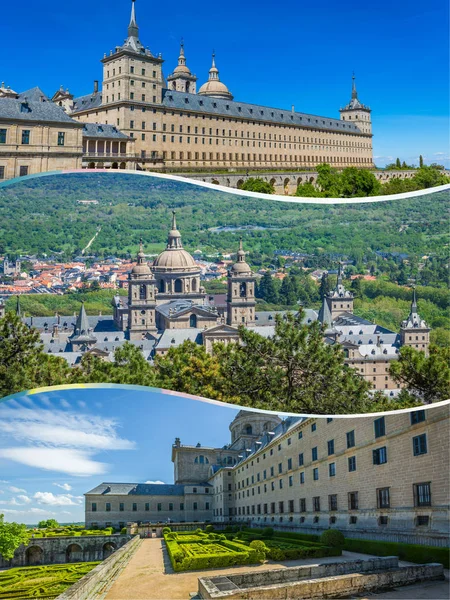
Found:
<box><xmin>279</xmin><ymin>276</ymin><xmax>297</xmax><ymax>305</ymax></box>
<box><xmin>389</xmin><ymin>345</ymin><xmax>450</xmax><ymax>404</ymax></box>
<box><xmin>319</xmin><ymin>274</ymin><xmax>330</xmax><ymax>299</ymax></box>
<box><xmin>419</xmin><ymin>155</ymin><xmax>424</xmax><ymax>168</ymax></box>
<box><xmin>0</xmin><ymin>514</ymin><xmax>29</xmax><ymax>560</ymax></box>
<box><xmin>295</xmin><ymin>182</ymin><xmax>322</xmax><ymax>197</ymax></box>
<box><xmin>153</xmin><ymin>341</ymin><xmax>230</xmax><ymax>401</ymax></box>
<box><xmin>240</xmin><ymin>178</ymin><xmax>274</xmax><ymax>194</ymax></box>
<box><xmin>0</xmin><ymin>313</ymin><xmax>70</xmax><ymax>398</ymax></box>
<box><xmin>339</xmin><ymin>168</ymin><xmax>381</xmax><ymax>197</ymax></box>
<box><xmin>316</xmin><ymin>163</ymin><xmax>341</xmax><ymax>197</ymax></box>
<box><xmin>215</xmin><ymin>311</ymin><xmax>373</xmax><ymax>414</ymax></box>
<box><xmin>412</xmin><ymin>166</ymin><xmax>449</xmax><ymax>189</ymax></box>
<box><xmin>38</xmin><ymin>519</ymin><xmax>59</xmax><ymax>528</ymax></box>
<box><xmin>257</xmin><ymin>271</ymin><xmax>279</xmax><ymax>303</ymax></box>
<box><xmin>396</xmin><ymin>158</ymin><xmax>401</xmax><ymax>169</ymax></box>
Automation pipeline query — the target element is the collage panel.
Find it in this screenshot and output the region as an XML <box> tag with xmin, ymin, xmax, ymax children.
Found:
<box><xmin>1</xmin><ymin>0</ymin><xmax>449</xmax><ymax>598</ymax></box>
<box><xmin>0</xmin><ymin>388</ymin><xmax>448</xmax><ymax>599</ymax></box>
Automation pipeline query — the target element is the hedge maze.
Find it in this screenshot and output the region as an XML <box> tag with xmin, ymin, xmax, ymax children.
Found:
<box><xmin>163</xmin><ymin>526</ymin><xmax>341</xmax><ymax>572</ymax></box>
<box><xmin>0</xmin><ymin>562</ymin><xmax>100</xmax><ymax>599</ymax></box>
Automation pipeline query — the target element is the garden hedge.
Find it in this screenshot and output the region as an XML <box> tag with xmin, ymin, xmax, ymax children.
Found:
<box><xmin>343</xmin><ymin>538</ymin><xmax>450</xmax><ymax>568</ymax></box>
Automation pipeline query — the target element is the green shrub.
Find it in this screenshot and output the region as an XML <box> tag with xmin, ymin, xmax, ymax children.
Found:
<box><xmin>249</xmin><ymin>540</ymin><xmax>268</xmax><ymax>560</ymax></box>
<box><xmin>80</xmin><ymin>531</ymin><xmax>88</xmax><ymax>536</ymax></box>
<box><xmin>268</xmin><ymin>547</ymin><xmax>285</xmax><ymax>561</ymax></box>
<box><xmin>120</xmin><ymin>527</ymin><xmax>127</xmax><ymax>535</ymax></box>
<box><xmin>162</xmin><ymin>527</ymin><xmax>171</xmax><ymax>534</ymax></box>
<box><xmin>205</xmin><ymin>525</ymin><xmax>214</xmax><ymax>533</ymax></box>
<box><xmin>320</xmin><ymin>529</ymin><xmax>345</xmax><ymax>548</ymax></box>
<box><xmin>262</xmin><ymin>527</ymin><xmax>274</xmax><ymax>538</ymax></box>
<box><xmin>344</xmin><ymin>538</ymin><xmax>450</xmax><ymax>569</ymax></box>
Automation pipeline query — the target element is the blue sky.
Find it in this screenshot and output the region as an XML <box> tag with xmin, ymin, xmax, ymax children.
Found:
<box><xmin>0</xmin><ymin>388</ymin><xmax>239</xmax><ymax>524</ymax></box>
<box><xmin>2</xmin><ymin>0</ymin><xmax>448</xmax><ymax>168</ymax></box>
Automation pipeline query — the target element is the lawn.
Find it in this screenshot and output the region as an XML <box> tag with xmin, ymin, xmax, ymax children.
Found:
<box><xmin>0</xmin><ymin>562</ymin><xmax>100</xmax><ymax>599</ymax></box>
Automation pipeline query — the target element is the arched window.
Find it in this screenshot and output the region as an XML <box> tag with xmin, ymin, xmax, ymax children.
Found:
<box><xmin>190</xmin><ymin>314</ymin><xmax>197</xmax><ymax>328</ymax></box>
<box><xmin>175</xmin><ymin>279</ymin><xmax>183</xmax><ymax>293</ymax></box>
<box><xmin>194</xmin><ymin>455</ymin><xmax>209</xmax><ymax>464</ymax></box>
<box><xmin>245</xmin><ymin>425</ymin><xmax>253</xmax><ymax>435</ymax></box>
<box><xmin>192</xmin><ymin>278</ymin><xmax>197</xmax><ymax>291</ymax></box>
<box><xmin>239</xmin><ymin>282</ymin><xmax>247</xmax><ymax>297</ymax></box>
<box><xmin>159</xmin><ymin>280</ymin><xmax>165</xmax><ymax>293</ymax></box>
<box><xmin>139</xmin><ymin>284</ymin><xmax>146</xmax><ymax>299</ymax></box>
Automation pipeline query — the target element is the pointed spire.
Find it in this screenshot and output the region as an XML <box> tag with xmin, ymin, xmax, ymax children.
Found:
<box><xmin>337</xmin><ymin>262</ymin><xmax>343</xmax><ymax>285</ymax></box>
<box><xmin>128</xmin><ymin>0</ymin><xmax>139</xmax><ymax>39</ymax></box>
<box><xmin>167</xmin><ymin>211</ymin><xmax>183</xmax><ymax>249</ymax></box>
<box><xmin>351</xmin><ymin>72</ymin><xmax>357</xmax><ymax>100</ymax></box>
<box><xmin>411</xmin><ymin>286</ymin><xmax>417</xmax><ymax>311</ymax></box>
<box><xmin>402</xmin><ymin>287</ymin><xmax>428</xmax><ymax>330</ymax></box>
<box><xmin>318</xmin><ymin>296</ymin><xmax>333</xmax><ymax>328</ymax></box>
<box><xmin>208</xmin><ymin>51</ymin><xmax>219</xmax><ymax>80</ymax></box>
<box><xmin>237</xmin><ymin>237</ymin><xmax>246</xmax><ymax>262</ymax></box>
<box><xmin>15</xmin><ymin>295</ymin><xmax>21</xmax><ymax>317</ymax></box>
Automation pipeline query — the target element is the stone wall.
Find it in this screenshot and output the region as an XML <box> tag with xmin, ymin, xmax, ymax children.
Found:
<box><xmin>0</xmin><ymin>534</ymin><xmax>132</xmax><ymax>568</ymax></box>
<box><xmin>199</xmin><ymin>560</ymin><xmax>444</xmax><ymax>599</ymax></box>
<box><xmin>56</xmin><ymin>535</ymin><xmax>141</xmax><ymax>600</ymax></box>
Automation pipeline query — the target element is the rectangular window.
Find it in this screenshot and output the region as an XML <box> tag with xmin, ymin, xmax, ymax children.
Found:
<box><xmin>287</xmin><ymin>458</ymin><xmax>292</xmax><ymax>470</ymax></box>
<box><xmin>180</xmin><ymin>503</ymin><xmax>184</xmax><ymax>510</ymax></box>
<box><xmin>346</xmin><ymin>430</ymin><xmax>355</xmax><ymax>448</ymax></box>
<box><xmin>132</xmin><ymin>503</ymin><xmax>137</xmax><ymax>511</ymax></box>
<box><xmin>119</xmin><ymin>503</ymin><xmax>124</xmax><ymax>512</ymax></box>
<box><xmin>157</xmin><ymin>503</ymin><xmax>162</xmax><ymax>511</ymax></box>
<box><xmin>92</xmin><ymin>502</ymin><xmax>97</xmax><ymax>512</ymax></box>
<box><xmin>312</xmin><ymin>447</ymin><xmax>318</xmax><ymax>461</ymax></box>
<box><xmin>193</xmin><ymin>502</ymin><xmax>198</xmax><ymax>510</ymax></box>
<box><xmin>288</xmin><ymin>475</ymin><xmax>293</xmax><ymax>487</ymax></box>
<box><xmin>21</xmin><ymin>130</ymin><xmax>30</xmax><ymax>144</ymax></box>
<box><xmin>327</xmin><ymin>440</ymin><xmax>334</xmax><ymax>455</ymax></box>
<box><xmin>411</xmin><ymin>410</ymin><xmax>426</xmax><ymax>425</ymax></box>
<box><xmin>169</xmin><ymin>503</ymin><xmax>173</xmax><ymax>511</ymax></box>
<box><xmin>373</xmin><ymin>447</ymin><xmax>387</xmax><ymax>465</ymax></box>
<box><xmin>311</xmin><ymin>423</ymin><xmax>316</xmax><ymax>432</ymax></box>
<box><xmin>300</xmin><ymin>498</ymin><xmax>306</xmax><ymax>512</ymax></box>
<box><xmin>0</xmin><ymin>166</ymin><xmax>5</xmax><ymax>180</ymax></box>
<box><xmin>57</xmin><ymin>132</ymin><xmax>65</xmax><ymax>146</ymax></box>
<box><xmin>329</xmin><ymin>462</ymin><xmax>336</xmax><ymax>477</ymax></box>
<box><xmin>279</xmin><ymin>501</ymin><xmax>284</xmax><ymax>513</ymax></box>
<box><xmin>19</xmin><ymin>166</ymin><xmax>28</xmax><ymax>177</ymax></box>
<box><xmin>0</xmin><ymin>129</ymin><xmax>6</xmax><ymax>143</ymax></box>
<box><xmin>313</xmin><ymin>496</ymin><xmax>320</xmax><ymax>511</ymax></box>
<box><xmin>300</xmin><ymin>472</ymin><xmax>305</xmax><ymax>484</ymax></box>
<box><xmin>348</xmin><ymin>456</ymin><xmax>356</xmax><ymax>472</ymax></box>
<box><xmin>374</xmin><ymin>416</ymin><xmax>386</xmax><ymax>438</ymax></box>
<box><xmin>348</xmin><ymin>492</ymin><xmax>358</xmax><ymax>510</ymax></box>
<box><xmin>414</xmin><ymin>482</ymin><xmax>431</xmax><ymax>507</ymax></box>
<box><xmin>298</xmin><ymin>453</ymin><xmax>304</xmax><ymax>466</ymax></box>
<box><xmin>377</xmin><ymin>487</ymin><xmax>390</xmax><ymax>508</ymax></box>
<box><xmin>106</xmin><ymin>502</ymin><xmax>111</xmax><ymax>512</ymax></box>
<box><xmin>413</xmin><ymin>434</ymin><xmax>427</xmax><ymax>456</ymax></box>
<box><xmin>313</xmin><ymin>467</ymin><xmax>319</xmax><ymax>481</ymax></box>
<box><xmin>329</xmin><ymin>494</ymin><xmax>338</xmax><ymax>511</ymax></box>
<box><xmin>278</xmin><ymin>462</ymin><xmax>282</xmax><ymax>474</ymax></box>
<box><xmin>288</xmin><ymin>499</ymin><xmax>294</xmax><ymax>512</ymax></box>
<box><xmin>298</xmin><ymin>431</ymin><xmax>303</xmax><ymax>439</ymax></box>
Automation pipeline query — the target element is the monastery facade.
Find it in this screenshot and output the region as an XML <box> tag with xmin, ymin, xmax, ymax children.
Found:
<box><xmin>0</xmin><ymin>0</ymin><xmax>374</xmax><ymax>179</ymax></box>
<box><xmin>85</xmin><ymin>405</ymin><xmax>450</xmax><ymax>546</ymax></box>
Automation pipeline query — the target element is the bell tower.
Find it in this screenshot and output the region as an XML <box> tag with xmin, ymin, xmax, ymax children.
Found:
<box><xmin>167</xmin><ymin>41</ymin><xmax>197</xmax><ymax>94</ymax></box>
<box><xmin>127</xmin><ymin>240</ymin><xmax>157</xmax><ymax>340</ymax></box>
<box><xmin>400</xmin><ymin>289</ymin><xmax>431</xmax><ymax>356</ymax></box>
<box><xmin>226</xmin><ymin>239</ymin><xmax>256</xmax><ymax>326</ymax></box>
<box><xmin>339</xmin><ymin>74</ymin><xmax>372</xmax><ymax>135</ymax></box>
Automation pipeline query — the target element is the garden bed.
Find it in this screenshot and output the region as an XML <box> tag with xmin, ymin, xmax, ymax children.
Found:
<box><xmin>0</xmin><ymin>562</ymin><xmax>100</xmax><ymax>599</ymax></box>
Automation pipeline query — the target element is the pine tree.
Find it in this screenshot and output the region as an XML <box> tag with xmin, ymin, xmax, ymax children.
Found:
<box><xmin>258</xmin><ymin>271</ymin><xmax>279</xmax><ymax>304</ymax></box>
<box><xmin>319</xmin><ymin>273</ymin><xmax>330</xmax><ymax>299</ymax></box>
<box><xmin>279</xmin><ymin>276</ymin><xmax>297</xmax><ymax>306</ymax></box>
<box><xmin>396</xmin><ymin>157</ymin><xmax>401</xmax><ymax>168</ymax></box>
<box><xmin>419</xmin><ymin>155</ymin><xmax>424</xmax><ymax>168</ymax></box>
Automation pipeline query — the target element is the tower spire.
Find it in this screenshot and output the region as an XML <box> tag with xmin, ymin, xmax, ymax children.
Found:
<box><xmin>209</xmin><ymin>51</ymin><xmax>219</xmax><ymax>80</ymax></box>
<box><xmin>128</xmin><ymin>0</ymin><xmax>139</xmax><ymax>39</ymax></box>
<box><xmin>167</xmin><ymin>211</ymin><xmax>182</xmax><ymax>249</ymax></box>
<box><xmin>351</xmin><ymin>72</ymin><xmax>357</xmax><ymax>100</ymax></box>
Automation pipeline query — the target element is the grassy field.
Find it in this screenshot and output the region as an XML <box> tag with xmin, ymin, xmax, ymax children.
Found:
<box><xmin>0</xmin><ymin>562</ymin><xmax>99</xmax><ymax>600</ymax></box>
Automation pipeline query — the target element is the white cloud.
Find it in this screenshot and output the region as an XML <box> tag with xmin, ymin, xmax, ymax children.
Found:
<box><xmin>16</xmin><ymin>495</ymin><xmax>32</xmax><ymax>504</ymax></box>
<box><xmin>54</xmin><ymin>483</ymin><xmax>72</xmax><ymax>491</ymax></box>
<box><xmin>8</xmin><ymin>486</ymin><xmax>26</xmax><ymax>493</ymax></box>
<box><xmin>0</xmin><ymin>448</ymin><xmax>108</xmax><ymax>477</ymax></box>
<box><xmin>0</xmin><ymin>407</ymin><xmax>135</xmax><ymax>451</ymax></box>
<box><xmin>144</xmin><ymin>480</ymin><xmax>165</xmax><ymax>485</ymax></box>
<box><xmin>60</xmin><ymin>399</ymin><xmax>70</xmax><ymax>409</ymax></box>
<box><xmin>1</xmin><ymin>507</ymin><xmax>53</xmax><ymax>516</ymax></box>
<box><xmin>34</xmin><ymin>492</ymin><xmax>82</xmax><ymax>506</ymax></box>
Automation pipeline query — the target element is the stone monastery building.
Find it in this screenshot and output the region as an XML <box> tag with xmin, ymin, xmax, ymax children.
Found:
<box><xmin>0</xmin><ymin>0</ymin><xmax>374</xmax><ymax>179</ymax></box>
<box><xmin>16</xmin><ymin>211</ymin><xmax>430</xmax><ymax>394</ymax></box>
<box><xmin>85</xmin><ymin>404</ymin><xmax>450</xmax><ymax>546</ymax></box>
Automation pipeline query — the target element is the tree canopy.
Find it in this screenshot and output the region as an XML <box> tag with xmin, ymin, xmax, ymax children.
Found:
<box><xmin>0</xmin><ymin>514</ymin><xmax>28</xmax><ymax>560</ymax></box>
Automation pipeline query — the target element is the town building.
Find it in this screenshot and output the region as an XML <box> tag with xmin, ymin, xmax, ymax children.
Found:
<box><xmin>85</xmin><ymin>404</ymin><xmax>450</xmax><ymax>546</ymax></box>
<box><xmin>18</xmin><ymin>211</ymin><xmax>430</xmax><ymax>393</ymax></box>
<box><xmin>0</xmin><ymin>1</ymin><xmax>374</xmax><ymax>179</ymax></box>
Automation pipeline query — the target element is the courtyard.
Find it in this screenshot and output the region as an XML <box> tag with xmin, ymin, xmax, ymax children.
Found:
<box><xmin>104</xmin><ymin>538</ymin><xmax>450</xmax><ymax>600</ymax></box>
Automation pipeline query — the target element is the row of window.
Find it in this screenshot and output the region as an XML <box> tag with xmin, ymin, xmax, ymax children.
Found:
<box><xmin>0</xmin><ymin>129</ymin><xmax>66</xmax><ymax>146</ymax></box>
<box><xmin>0</xmin><ymin>165</ymin><xmax>28</xmax><ymax>179</ymax></box>
<box><xmin>91</xmin><ymin>500</ymin><xmax>210</xmax><ymax>512</ymax></box>
<box><xmin>232</xmin><ymin>482</ymin><xmax>432</xmax><ymax>516</ymax></box>
<box><xmin>148</xmin><ymin>151</ymin><xmax>371</xmax><ymax>164</ymax></box>
<box><xmin>106</xmin><ymin>67</ymin><xmax>158</xmax><ymax>78</ymax></box>
<box><xmin>232</xmin><ymin>514</ymin><xmax>431</xmax><ymax>528</ymax></box>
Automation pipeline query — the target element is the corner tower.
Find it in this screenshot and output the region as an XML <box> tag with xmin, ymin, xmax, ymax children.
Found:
<box><xmin>339</xmin><ymin>74</ymin><xmax>372</xmax><ymax>135</ymax></box>
<box><xmin>400</xmin><ymin>289</ymin><xmax>431</xmax><ymax>355</ymax></box>
<box><xmin>326</xmin><ymin>263</ymin><xmax>354</xmax><ymax>321</ymax></box>
<box><xmin>229</xmin><ymin>411</ymin><xmax>282</xmax><ymax>451</ymax></box>
<box><xmin>167</xmin><ymin>41</ymin><xmax>197</xmax><ymax>94</ymax></box>
<box><xmin>226</xmin><ymin>239</ymin><xmax>256</xmax><ymax>326</ymax></box>
<box><xmin>127</xmin><ymin>240</ymin><xmax>157</xmax><ymax>340</ymax></box>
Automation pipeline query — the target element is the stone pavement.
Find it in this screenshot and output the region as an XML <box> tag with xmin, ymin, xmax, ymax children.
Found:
<box><xmin>104</xmin><ymin>538</ymin><xmax>449</xmax><ymax>600</ymax></box>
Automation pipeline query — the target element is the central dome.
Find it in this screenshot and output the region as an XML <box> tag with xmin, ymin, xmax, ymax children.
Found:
<box><xmin>198</xmin><ymin>53</ymin><xmax>233</xmax><ymax>101</ymax></box>
<box><xmin>153</xmin><ymin>212</ymin><xmax>198</xmax><ymax>272</ymax></box>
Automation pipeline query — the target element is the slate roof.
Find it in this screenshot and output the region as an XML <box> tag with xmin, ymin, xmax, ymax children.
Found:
<box><xmin>156</xmin><ymin>299</ymin><xmax>218</xmax><ymax>318</ymax></box>
<box><xmin>85</xmin><ymin>482</ymin><xmax>187</xmax><ymax>496</ymax></box>
<box><xmin>156</xmin><ymin>328</ymin><xmax>203</xmax><ymax>349</ymax></box>
<box><xmin>254</xmin><ymin>309</ymin><xmax>318</xmax><ymax>326</ymax></box>
<box><xmin>71</xmin><ymin>88</ymin><xmax>364</xmax><ymax>135</ymax></box>
<box><xmin>161</xmin><ymin>89</ymin><xmax>364</xmax><ymax>134</ymax></box>
<box><xmin>0</xmin><ymin>88</ymin><xmax>81</xmax><ymax>125</ymax></box>
<box><xmin>82</xmin><ymin>123</ymin><xmax>129</xmax><ymax>139</ymax></box>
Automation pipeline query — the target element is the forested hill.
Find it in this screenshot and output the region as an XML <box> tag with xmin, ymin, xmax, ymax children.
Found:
<box><xmin>0</xmin><ymin>173</ymin><xmax>447</xmax><ymax>260</ymax></box>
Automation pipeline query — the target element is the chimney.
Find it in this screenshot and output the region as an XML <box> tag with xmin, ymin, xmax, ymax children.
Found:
<box><xmin>93</xmin><ymin>80</ymin><xmax>99</xmax><ymax>94</ymax></box>
<box><xmin>291</xmin><ymin>105</ymin><xmax>295</xmax><ymax>113</ymax></box>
